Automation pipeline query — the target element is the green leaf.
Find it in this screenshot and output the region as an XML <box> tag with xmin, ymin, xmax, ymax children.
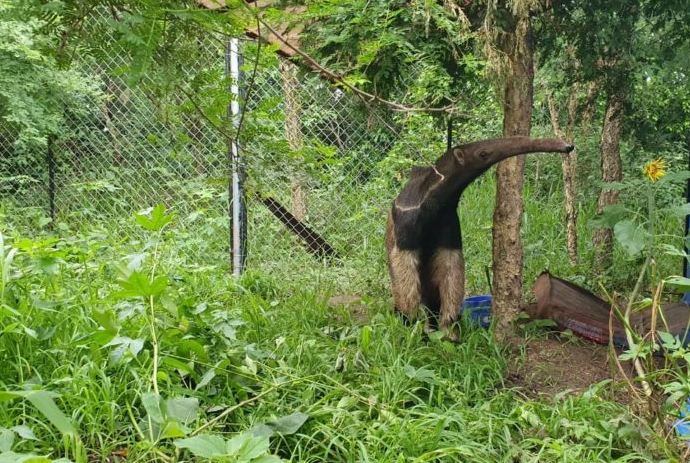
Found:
<box><xmin>225</xmin><ymin>433</ymin><xmax>251</xmax><ymax>455</ymax></box>
<box><xmin>141</xmin><ymin>393</ymin><xmax>164</xmax><ymax>424</ymax></box>
<box><xmin>265</xmin><ymin>412</ymin><xmax>309</xmax><ymax>435</ymax></box>
<box><xmin>9</xmin><ymin>426</ymin><xmax>36</xmax><ymax>441</ymax></box>
<box><xmin>235</xmin><ymin>435</ymin><xmax>270</xmax><ymax>460</ymax></box>
<box><xmin>249</xmin><ymin>424</ymin><xmax>274</xmax><ymax>439</ymax></box>
<box><xmin>665</xmin><ymin>275</ymin><xmax>690</xmax><ymax>291</ymax></box>
<box><xmin>24</xmin><ymin>391</ymin><xmax>76</xmax><ymax>435</ymax></box>
<box><xmin>660</xmin><ymin>244</ymin><xmax>687</xmax><ymax>257</ymax></box>
<box><xmin>0</xmin><ymin>452</ymin><xmax>51</xmax><ymax>463</ymax></box>
<box><xmin>252</xmin><ymin>456</ymin><xmax>283</xmax><ymax>463</ymax></box>
<box><xmin>159</xmin><ymin>420</ymin><xmax>188</xmax><ymax>439</ymax></box>
<box><xmin>668</xmin><ymin>203</ymin><xmax>690</xmax><ymax>217</ymax></box>
<box><xmin>195</xmin><ymin>368</ymin><xmax>216</xmax><ymax>391</ymax></box>
<box><xmin>0</xmin><ymin>430</ymin><xmax>14</xmax><ymax>453</ymax></box>
<box><xmin>164</xmin><ymin>398</ymin><xmax>198</xmax><ymax>424</ymax></box>
<box><xmin>658</xmin><ymin>170</ymin><xmax>690</xmax><ymax>184</ymax></box>
<box><xmin>162</xmin><ymin>357</ymin><xmax>194</xmax><ymax>376</ymax></box>
<box><xmin>657</xmin><ymin>331</ymin><xmax>679</xmax><ymax>349</ymax></box>
<box><xmin>174</xmin><ymin>434</ymin><xmax>227</xmax><ymax>459</ymax></box>
<box><xmin>613</xmin><ymin>220</ymin><xmax>647</xmax><ymax>256</ymax></box>
<box><xmin>92</xmin><ymin>309</ymin><xmax>118</xmax><ymax>334</ymax></box>
<box><xmin>403</xmin><ymin>365</ymin><xmax>436</xmax><ymax>383</ymax></box>
<box><xmin>589</xmin><ymin>204</ymin><xmax>629</xmax><ymax>229</ymax></box>
<box><xmin>136</xmin><ymin>204</ymin><xmax>174</xmax><ymax>232</ymax></box>
<box><xmin>115</xmin><ymin>272</ymin><xmax>168</xmax><ymax>299</ymax></box>
<box><xmin>360</xmin><ymin>325</ymin><xmax>372</xmax><ymax>352</ymax></box>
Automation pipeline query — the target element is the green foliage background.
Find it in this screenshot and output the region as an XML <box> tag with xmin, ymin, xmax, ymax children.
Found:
<box><xmin>1</xmin><ymin>0</ymin><xmax>690</xmax><ymax>461</ymax></box>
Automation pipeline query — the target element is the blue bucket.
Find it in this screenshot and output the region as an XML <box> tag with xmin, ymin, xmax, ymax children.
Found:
<box><xmin>674</xmin><ymin>398</ymin><xmax>690</xmax><ymax>446</ymax></box>
<box><xmin>461</xmin><ymin>295</ymin><xmax>492</xmax><ymax>328</ymax></box>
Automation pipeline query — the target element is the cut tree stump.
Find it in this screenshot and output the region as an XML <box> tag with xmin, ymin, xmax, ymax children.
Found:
<box><xmin>525</xmin><ymin>271</ymin><xmax>690</xmax><ymax>348</ymax></box>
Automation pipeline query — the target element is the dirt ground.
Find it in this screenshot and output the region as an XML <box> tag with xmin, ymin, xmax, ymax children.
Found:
<box><xmin>506</xmin><ymin>334</ymin><xmax>627</xmax><ymax>398</ymax></box>
<box><xmin>328</xmin><ymin>294</ymin><xmax>639</xmax><ymax>400</ymax></box>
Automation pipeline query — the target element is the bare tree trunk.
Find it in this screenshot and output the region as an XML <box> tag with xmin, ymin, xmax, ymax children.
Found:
<box><xmin>581</xmin><ymin>80</ymin><xmax>599</xmax><ymax>134</ymax></box>
<box><xmin>547</xmin><ymin>87</ymin><xmax>579</xmax><ymax>265</ymax></box>
<box><xmin>492</xmin><ymin>13</ymin><xmax>534</xmax><ymax>343</ymax></box>
<box><xmin>102</xmin><ymin>76</ymin><xmax>125</xmax><ymax>166</ymax></box>
<box><xmin>280</xmin><ymin>59</ymin><xmax>307</xmax><ymax>221</ymax></box>
<box><xmin>593</xmin><ymin>92</ymin><xmax>624</xmax><ymax>270</ymax></box>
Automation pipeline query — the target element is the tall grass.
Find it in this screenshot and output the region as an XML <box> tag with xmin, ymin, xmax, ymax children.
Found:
<box><xmin>0</xmin><ymin>192</ymin><xmax>685</xmax><ymax>461</ymax></box>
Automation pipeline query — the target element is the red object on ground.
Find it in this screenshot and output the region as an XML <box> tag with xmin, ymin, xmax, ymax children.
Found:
<box><xmin>525</xmin><ymin>271</ymin><xmax>690</xmax><ymax>348</ymax></box>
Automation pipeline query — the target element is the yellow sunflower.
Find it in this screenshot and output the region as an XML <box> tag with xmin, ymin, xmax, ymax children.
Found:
<box><xmin>643</xmin><ymin>159</ymin><xmax>667</xmax><ymax>182</ymax></box>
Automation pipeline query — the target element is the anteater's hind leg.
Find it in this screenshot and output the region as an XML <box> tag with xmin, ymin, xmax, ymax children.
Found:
<box><xmin>388</xmin><ymin>245</ymin><xmax>423</xmax><ymax>320</ymax></box>
<box><xmin>428</xmin><ymin>247</ymin><xmax>464</xmax><ymax>342</ymax></box>
<box><xmin>386</xmin><ymin>212</ymin><xmax>425</xmax><ymax>325</ymax></box>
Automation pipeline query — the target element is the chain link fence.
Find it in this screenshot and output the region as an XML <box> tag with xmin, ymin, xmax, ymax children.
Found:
<box><xmin>0</xmin><ymin>15</ymin><xmax>451</xmax><ymax>291</ymax></box>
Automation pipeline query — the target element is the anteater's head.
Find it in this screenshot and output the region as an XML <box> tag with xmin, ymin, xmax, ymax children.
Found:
<box><xmin>450</xmin><ymin>136</ymin><xmax>574</xmax><ymax>183</ymax></box>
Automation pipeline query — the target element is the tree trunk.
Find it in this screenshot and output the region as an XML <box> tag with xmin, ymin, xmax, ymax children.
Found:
<box><xmin>581</xmin><ymin>80</ymin><xmax>599</xmax><ymax>134</ymax></box>
<box><xmin>102</xmin><ymin>76</ymin><xmax>124</xmax><ymax>166</ymax></box>
<box><xmin>593</xmin><ymin>92</ymin><xmax>624</xmax><ymax>270</ymax></box>
<box><xmin>547</xmin><ymin>88</ymin><xmax>579</xmax><ymax>265</ymax></box>
<box><xmin>492</xmin><ymin>14</ymin><xmax>534</xmax><ymax>343</ymax></box>
<box><xmin>280</xmin><ymin>59</ymin><xmax>307</xmax><ymax>221</ymax></box>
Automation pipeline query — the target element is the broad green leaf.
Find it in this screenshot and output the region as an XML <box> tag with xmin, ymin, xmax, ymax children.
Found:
<box><xmin>249</xmin><ymin>424</ymin><xmax>274</xmax><ymax>438</ymax></box>
<box><xmin>18</xmin><ymin>457</ymin><xmax>51</xmax><ymax>463</ymax></box>
<box><xmin>613</xmin><ymin>220</ymin><xmax>647</xmax><ymax>256</ymax></box>
<box><xmin>660</xmin><ymin>244</ymin><xmax>687</xmax><ymax>257</ymax></box>
<box><xmin>174</xmin><ymin>434</ymin><xmax>227</xmax><ymax>458</ymax></box>
<box><xmin>9</xmin><ymin>426</ymin><xmax>36</xmax><ymax>441</ymax></box>
<box><xmin>265</xmin><ymin>412</ymin><xmax>309</xmax><ymax>435</ymax></box>
<box><xmin>225</xmin><ymin>432</ymin><xmax>251</xmax><ymax>455</ymax></box>
<box><xmin>0</xmin><ymin>429</ymin><xmax>14</xmax><ymax>453</ymax></box>
<box><xmin>665</xmin><ymin>275</ymin><xmax>690</xmax><ymax>291</ymax></box>
<box><xmin>141</xmin><ymin>393</ymin><xmax>164</xmax><ymax>424</ymax></box>
<box><xmin>34</xmin><ymin>256</ymin><xmax>59</xmax><ymax>275</ymax></box>
<box><xmin>115</xmin><ymin>272</ymin><xmax>168</xmax><ymax>299</ymax></box>
<box><xmin>657</xmin><ymin>331</ymin><xmax>678</xmax><ymax>349</ymax></box>
<box><xmin>403</xmin><ymin>365</ymin><xmax>436</xmax><ymax>383</ymax></box>
<box><xmin>195</xmin><ymin>368</ymin><xmax>216</xmax><ymax>391</ymax></box>
<box><xmin>0</xmin><ymin>392</ymin><xmax>22</xmax><ymax>403</ymax></box>
<box><xmin>162</xmin><ymin>357</ymin><xmax>194</xmax><ymax>375</ymax></box>
<box><xmin>589</xmin><ymin>204</ymin><xmax>628</xmax><ymax>229</ymax></box>
<box><xmin>136</xmin><ymin>204</ymin><xmax>174</xmax><ymax>232</ymax></box>
<box><xmin>235</xmin><ymin>434</ymin><xmax>270</xmax><ymax>460</ymax></box>
<box><xmin>92</xmin><ymin>310</ymin><xmax>118</xmax><ymax>334</ymax></box>
<box><xmin>0</xmin><ymin>391</ymin><xmax>76</xmax><ymax>436</ymax></box>
<box><xmin>24</xmin><ymin>391</ymin><xmax>76</xmax><ymax>435</ymax></box>
<box><xmin>104</xmin><ymin>337</ymin><xmax>144</xmax><ymax>364</ymax></box>
<box><xmin>0</xmin><ymin>452</ymin><xmax>51</xmax><ymax>463</ymax></box>
<box><xmin>659</xmin><ymin>170</ymin><xmax>690</xmax><ymax>184</ymax></box>
<box><xmin>159</xmin><ymin>420</ymin><xmax>188</xmax><ymax>439</ymax></box>
<box><xmin>252</xmin><ymin>456</ymin><xmax>283</xmax><ymax>463</ymax></box>
<box><xmin>668</xmin><ymin>204</ymin><xmax>690</xmax><ymax>217</ymax></box>
<box><xmin>178</xmin><ymin>339</ymin><xmax>209</xmax><ymax>362</ymax></box>
<box><xmin>165</xmin><ymin>398</ymin><xmax>198</xmax><ymax>424</ymax></box>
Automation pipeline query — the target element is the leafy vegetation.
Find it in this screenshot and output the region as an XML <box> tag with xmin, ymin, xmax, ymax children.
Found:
<box><xmin>0</xmin><ymin>203</ymin><xmax>683</xmax><ymax>462</ymax></box>
<box><xmin>2</xmin><ymin>0</ymin><xmax>690</xmax><ymax>461</ymax></box>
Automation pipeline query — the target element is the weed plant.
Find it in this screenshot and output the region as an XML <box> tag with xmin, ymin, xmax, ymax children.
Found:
<box><xmin>0</xmin><ymin>189</ymin><xmax>686</xmax><ymax>461</ymax></box>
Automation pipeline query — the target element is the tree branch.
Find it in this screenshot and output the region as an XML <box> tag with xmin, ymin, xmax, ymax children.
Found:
<box><xmin>243</xmin><ymin>6</ymin><xmax>470</xmax><ymax>116</ymax></box>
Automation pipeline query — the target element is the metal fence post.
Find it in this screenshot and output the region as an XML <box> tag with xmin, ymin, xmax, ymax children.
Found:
<box><xmin>226</xmin><ymin>38</ymin><xmax>246</xmax><ymax>276</ymax></box>
<box><xmin>47</xmin><ymin>135</ymin><xmax>56</xmax><ymax>224</ymax></box>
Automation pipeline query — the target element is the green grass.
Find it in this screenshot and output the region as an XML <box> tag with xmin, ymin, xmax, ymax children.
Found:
<box><xmin>0</xmin><ymin>200</ymin><xmax>684</xmax><ymax>462</ymax></box>
<box><xmin>0</xmin><ymin>191</ymin><xmax>686</xmax><ymax>463</ymax></box>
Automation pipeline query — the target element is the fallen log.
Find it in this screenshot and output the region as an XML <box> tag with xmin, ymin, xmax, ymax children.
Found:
<box><xmin>525</xmin><ymin>271</ymin><xmax>690</xmax><ymax>348</ymax></box>
<box><xmin>257</xmin><ymin>194</ymin><xmax>339</xmax><ymax>259</ymax></box>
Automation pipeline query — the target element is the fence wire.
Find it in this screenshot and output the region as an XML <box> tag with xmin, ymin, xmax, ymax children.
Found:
<box><xmin>0</xmin><ymin>15</ymin><xmax>445</xmax><ymax>290</ymax></box>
